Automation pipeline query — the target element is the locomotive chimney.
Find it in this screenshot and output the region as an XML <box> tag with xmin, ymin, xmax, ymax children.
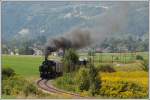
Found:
<box><xmin>45</xmin><ymin>55</ymin><xmax>48</xmax><ymax>61</ymax></box>
<box><xmin>45</xmin><ymin>46</ymin><xmax>57</xmax><ymax>61</ymax></box>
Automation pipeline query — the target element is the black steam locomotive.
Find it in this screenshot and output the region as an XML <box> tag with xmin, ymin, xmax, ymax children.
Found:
<box><xmin>39</xmin><ymin>47</ymin><xmax>89</xmax><ymax>79</ymax></box>
<box><xmin>39</xmin><ymin>58</ymin><xmax>89</xmax><ymax>79</ymax></box>
<box><xmin>39</xmin><ymin>47</ymin><xmax>63</xmax><ymax>79</ymax></box>
<box><xmin>39</xmin><ymin>59</ymin><xmax>63</xmax><ymax>79</ymax></box>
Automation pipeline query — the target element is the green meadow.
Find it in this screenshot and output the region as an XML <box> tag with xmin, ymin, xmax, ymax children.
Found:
<box><xmin>2</xmin><ymin>52</ymin><xmax>148</xmax><ymax>78</ymax></box>
<box><xmin>1</xmin><ymin>52</ymin><xmax>149</xmax><ymax>98</ymax></box>
<box><xmin>79</xmin><ymin>52</ymin><xmax>148</xmax><ymax>63</ymax></box>
<box><xmin>2</xmin><ymin>55</ymin><xmax>44</xmax><ymax>78</ymax></box>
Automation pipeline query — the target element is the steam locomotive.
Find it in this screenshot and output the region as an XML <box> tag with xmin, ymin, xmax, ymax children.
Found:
<box><xmin>39</xmin><ymin>58</ymin><xmax>63</xmax><ymax>79</ymax></box>
<box><xmin>39</xmin><ymin>47</ymin><xmax>89</xmax><ymax>79</ymax></box>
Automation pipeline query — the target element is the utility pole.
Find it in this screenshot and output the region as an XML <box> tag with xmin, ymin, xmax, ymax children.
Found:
<box><xmin>112</xmin><ymin>55</ymin><xmax>113</xmax><ymax>63</ymax></box>
<box><xmin>92</xmin><ymin>48</ymin><xmax>95</xmax><ymax>66</ymax></box>
<box><xmin>98</xmin><ymin>52</ymin><xmax>100</xmax><ymax>63</ymax></box>
<box><xmin>100</xmin><ymin>53</ymin><xmax>102</xmax><ymax>63</ymax></box>
<box><xmin>125</xmin><ymin>54</ymin><xmax>126</xmax><ymax>64</ymax></box>
<box><xmin>119</xmin><ymin>48</ymin><xmax>121</xmax><ymax>63</ymax></box>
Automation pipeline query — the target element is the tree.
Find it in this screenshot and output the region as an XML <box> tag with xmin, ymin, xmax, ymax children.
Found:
<box><xmin>136</xmin><ymin>55</ymin><xmax>144</xmax><ymax>60</ymax></box>
<box><xmin>2</xmin><ymin>45</ymin><xmax>9</xmax><ymax>54</ymax></box>
<box><xmin>19</xmin><ymin>46</ymin><xmax>34</xmax><ymax>55</ymax></box>
<box><xmin>141</xmin><ymin>59</ymin><xmax>149</xmax><ymax>72</ymax></box>
<box><xmin>76</xmin><ymin>64</ymin><xmax>102</xmax><ymax>95</ymax></box>
<box><xmin>88</xmin><ymin>64</ymin><xmax>101</xmax><ymax>96</ymax></box>
<box><xmin>2</xmin><ymin>67</ymin><xmax>15</xmax><ymax>80</ymax></box>
<box><xmin>63</xmin><ymin>48</ymin><xmax>79</xmax><ymax>73</ymax></box>
<box><xmin>76</xmin><ymin>67</ymin><xmax>90</xmax><ymax>91</ymax></box>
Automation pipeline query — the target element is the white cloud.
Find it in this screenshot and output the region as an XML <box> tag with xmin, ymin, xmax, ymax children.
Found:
<box><xmin>40</xmin><ymin>29</ymin><xmax>45</xmax><ymax>33</ymax></box>
<box><xmin>18</xmin><ymin>28</ymin><xmax>30</xmax><ymax>35</ymax></box>
<box><xmin>95</xmin><ymin>5</ymin><xmax>109</xmax><ymax>9</ymax></box>
<box><xmin>136</xmin><ymin>7</ymin><xmax>147</xmax><ymax>12</ymax></box>
<box><xmin>64</xmin><ymin>13</ymin><xmax>72</xmax><ymax>18</ymax></box>
<box><xmin>80</xmin><ymin>15</ymin><xmax>90</xmax><ymax>20</ymax></box>
<box><xmin>27</xmin><ymin>16</ymin><xmax>32</xmax><ymax>21</ymax></box>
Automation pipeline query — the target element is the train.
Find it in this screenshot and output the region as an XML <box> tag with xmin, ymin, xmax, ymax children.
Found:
<box><xmin>39</xmin><ymin>56</ymin><xmax>89</xmax><ymax>79</ymax></box>
<box><xmin>39</xmin><ymin>59</ymin><xmax>63</xmax><ymax>79</ymax></box>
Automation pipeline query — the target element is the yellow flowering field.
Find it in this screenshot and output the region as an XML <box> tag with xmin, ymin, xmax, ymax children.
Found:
<box><xmin>100</xmin><ymin>71</ymin><xmax>148</xmax><ymax>86</ymax></box>
<box><xmin>99</xmin><ymin>71</ymin><xmax>148</xmax><ymax>98</ymax></box>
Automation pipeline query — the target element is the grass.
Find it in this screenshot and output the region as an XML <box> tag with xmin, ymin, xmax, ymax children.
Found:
<box><xmin>2</xmin><ymin>95</ymin><xmax>16</xmax><ymax>99</ymax></box>
<box><xmin>96</xmin><ymin>61</ymin><xmax>145</xmax><ymax>72</ymax></box>
<box><xmin>113</xmin><ymin>62</ymin><xmax>145</xmax><ymax>72</ymax></box>
<box><xmin>2</xmin><ymin>52</ymin><xmax>148</xmax><ymax>78</ymax></box>
<box><xmin>79</xmin><ymin>52</ymin><xmax>148</xmax><ymax>64</ymax></box>
<box><xmin>1</xmin><ymin>52</ymin><xmax>149</xmax><ymax>98</ymax></box>
<box><xmin>2</xmin><ymin>55</ymin><xmax>44</xmax><ymax>78</ymax></box>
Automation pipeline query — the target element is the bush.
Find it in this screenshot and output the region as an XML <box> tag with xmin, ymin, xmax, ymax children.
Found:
<box><xmin>97</xmin><ymin>64</ymin><xmax>115</xmax><ymax>73</ymax></box>
<box><xmin>88</xmin><ymin>64</ymin><xmax>101</xmax><ymax>96</ymax></box>
<box><xmin>2</xmin><ymin>76</ymin><xmax>26</xmax><ymax>96</ymax></box>
<box><xmin>63</xmin><ymin>48</ymin><xmax>79</xmax><ymax>73</ymax></box>
<box><xmin>76</xmin><ymin>68</ymin><xmax>90</xmax><ymax>91</ymax></box>
<box><xmin>2</xmin><ymin>67</ymin><xmax>15</xmax><ymax>80</ymax></box>
<box><xmin>141</xmin><ymin>60</ymin><xmax>149</xmax><ymax>72</ymax></box>
<box><xmin>136</xmin><ymin>55</ymin><xmax>144</xmax><ymax>60</ymax></box>
<box><xmin>2</xmin><ymin>69</ymin><xmax>42</xmax><ymax>98</ymax></box>
<box><xmin>54</xmin><ymin>73</ymin><xmax>77</xmax><ymax>92</ymax></box>
<box><xmin>54</xmin><ymin>64</ymin><xmax>102</xmax><ymax>96</ymax></box>
<box><xmin>2</xmin><ymin>75</ymin><xmax>40</xmax><ymax>97</ymax></box>
<box><xmin>23</xmin><ymin>83</ymin><xmax>37</xmax><ymax>97</ymax></box>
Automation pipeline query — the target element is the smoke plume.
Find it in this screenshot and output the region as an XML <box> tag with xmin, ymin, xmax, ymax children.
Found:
<box><xmin>91</xmin><ymin>2</ymin><xmax>130</xmax><ymax>44</ymax></box>
<box><xmin>45</xmin><ymin>29</ymin><xmax>92</xmax><ymax>56</ymax></box>
<box><xmin>45</xmin><ymin>2</ymin><xmax>131</xmax><ymax>56</ymax></box>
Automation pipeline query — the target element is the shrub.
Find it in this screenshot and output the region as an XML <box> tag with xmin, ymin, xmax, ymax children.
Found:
<box><xmin>88</xmin><ymin>64</ymin><xmax>101</xmax><ymax>96</ymax></box>
<box><xmin>115</xmin><ymin>57</ymin><xmax>119</xmax><ymax>60</ymax></box>
<box><xmin>97</xmin><ymin>64</ymin><xmax>115</xmax><ymax>73</ymax></box>
<box><xmin>54</xmin><ymin>73</ymin><xmax>77</xmax><ymax>92</ymax></box>
<box><xmin>89</xmin><ymin>76</ymin><xmax>101</xmax><ymax>96</ymax></box>
<box><xmin>23</xmin><ymin>83</ymin><xmax>37</xmax><ymax>97</ymax></box>
<box><xmin>54</xmin><ymin>64</ymin><xmax>102</xmax><ymax>96</ymax></box>
<box><xmin>76</xmin><ymin>67</ymin><xmax>90</xmax><ymax>91</ymax></box>
<box><xmin>136</xmin><ymin>55</ymin><xmax>144</xmax><ymax>60</ymax></box>
<box><xmin>76</xmin><ymin>64</ymin><xmax>102</xmax><ymax>95</ymax></box>
<box><xmin>2</xmin><ymin>76</ymin><xmax>26</xmax><ymax>96</ymax></box>
<box><xmin>141</xmin><ymin>60</ymin><xmax>149</xmax><ymax>72</ymax></box>
<box><xmin>2</xmin><ymin>67</ymin><xmax>15</xmax><ymax>80</ymax></box>
<box><xmin>2</xmin><ymin>73</ymin><xmax>40</xmax><ymax>98</ymax></box>
<box><xmin>63</xmin><ymin>48</ymin><xmax>79</xmax><ymax>72</ymax></box>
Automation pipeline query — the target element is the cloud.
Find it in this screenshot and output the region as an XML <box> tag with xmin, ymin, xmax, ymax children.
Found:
<box><xmin>64</xmin><ymin>13</ymin><xmax>72</xmax><ymax>18</ymax></box>
<box><xmin>95</xmin><ymin>5</ymin><xmax>109</xmax><ymax>9</ymax></box>
<box><xmin>40</xmin><ymin>29</ymin><xmax>45</xmax><ymax>33</ymax></box>
<box><xmin>18</xmin><ymin>28</ymin><xmax>30</xmax><ymax>35</ymax></box>
<box><xmin>27</xmin><ymin>16</ymin><xmax>33</xmax><ymax>21</ymax></box>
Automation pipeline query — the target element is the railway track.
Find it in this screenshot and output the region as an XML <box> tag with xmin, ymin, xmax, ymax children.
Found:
<box><xmin>37</xmin><ymin>79</ymin><xmax>84</xmax><ymax>98</ymax></box>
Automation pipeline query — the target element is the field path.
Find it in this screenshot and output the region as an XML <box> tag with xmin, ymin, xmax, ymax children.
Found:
<box><xmin>37</xmin><ymin>79</ymin><xmax>85</xmax><ymax>98</ymax></box>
